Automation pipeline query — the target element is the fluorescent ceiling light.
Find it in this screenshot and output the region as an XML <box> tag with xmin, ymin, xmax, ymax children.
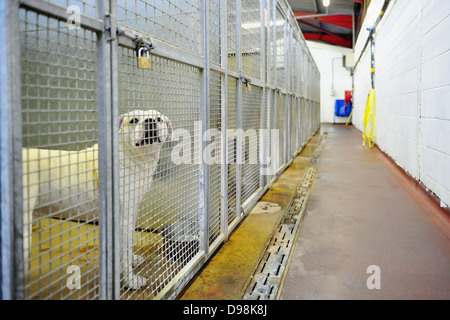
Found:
<box><xmin>323</xmin><ymin>0</ymin><xmax>330</xmax><ymax>7</ymax></box>
<box><xmin>242</xmin><ymin>20</ymin><xmax>284</xmax><ymax>30</ymax></box>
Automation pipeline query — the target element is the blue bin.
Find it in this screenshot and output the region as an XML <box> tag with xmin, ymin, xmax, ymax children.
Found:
<box><xmin>334</xmin><ymin>99</ymin><xmax>352</xmax><ymax>117</ymax></box>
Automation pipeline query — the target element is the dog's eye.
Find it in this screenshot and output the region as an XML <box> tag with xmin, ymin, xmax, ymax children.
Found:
<box><xmin>156</xmin><ymin>117</ymin><xmax>162</xmax><ymax>122</ymax></box>
<box><xmin>129</xmin><ymin>118</ymin><xmax>139</xmax><ymax>124</ymax></box>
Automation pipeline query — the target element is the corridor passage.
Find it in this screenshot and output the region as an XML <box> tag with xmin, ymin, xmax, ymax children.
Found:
<box><xmin>279</xmin><ymin>124</ymin><xmax>450</xmax><ymax>299</ymax></box>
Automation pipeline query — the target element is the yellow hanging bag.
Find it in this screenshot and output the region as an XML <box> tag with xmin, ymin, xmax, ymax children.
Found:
<box><xmin>362</xmin><ymin>89</ymin><xmax>376</xmax><ymax>148</ymax></box>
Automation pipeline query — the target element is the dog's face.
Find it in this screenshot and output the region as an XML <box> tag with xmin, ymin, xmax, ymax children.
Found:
<box><xmin>119</xmin><ymin>110</ymin><xmax>172</xmax><ymax>155</ymax></box>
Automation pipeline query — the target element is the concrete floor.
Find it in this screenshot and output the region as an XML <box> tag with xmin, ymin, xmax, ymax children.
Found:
<box><xmin>280</xmin><ymin>124</ymin><xmax>450</xmax><ymax>300</ymax></box>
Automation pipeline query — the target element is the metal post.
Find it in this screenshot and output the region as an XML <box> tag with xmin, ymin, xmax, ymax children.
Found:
<box><xmin>96</xmin><ymin>0</ymin><xmax>121</xmax><ymax>300</ymax></box>
<box><xmin>272</xmin><ymin>0</ymin><xmax>277</xmax><ymax>178</ymax></box>
<box><xmin>199</xmin><ymin>0</ymin><xmax>210</xmax><ymax>254</ymax></box>
<box><xmin>235</xmin><ymin>0</ymin><xmax>243</xmax><ymax>217</ymax></box>
<box><xmin>259</xmin><ymin>0</ymin><xmax>266</xmax><ymax>190</ymax></box>
<box><xmin>0</xmin><ymin>0</ymin><xmax>24</xmax><ymax>300</ymax></box>
<box><xmin>96</xmin><ymin>0</ymin><xmax>109</xmax><ymax>300</ymax></box>
<box><xmin>220</xmin><ymin>0</ymin><xmax>229</xmax><ymax>241</ymax></box>
<box><xmin>109</xmin><ymin>0</ymin><xmax>121</xmax><ymax>300</ymax></box>
<box><xmin>285</xmin><ymin>23</ymin><xmax>291</xmax><ymax>162</ymax></box>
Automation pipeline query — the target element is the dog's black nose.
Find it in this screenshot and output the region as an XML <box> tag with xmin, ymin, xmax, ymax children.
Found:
<box><xmin>143</xmin><ymin>118</ymin><xmax>157</xmax><ymax>145</ymax></box>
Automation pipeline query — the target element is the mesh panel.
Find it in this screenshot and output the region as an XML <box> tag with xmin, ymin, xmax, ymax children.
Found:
<box><xmin>276</xmin><ymin>93</ymin><xmax>285</xmax><ymax>169</ymax></box>
<box><xmin>45</xmin><ymin>0</ymin><xmax>97</xmax><ymax>18</ymax></box>
<box><xmin>117</xmin><ymin>0</ymin><xmax>201</xmax><ymax>54</ymax></box>
<box><xmin>209</xmin><ymin>71</ymin><xmax>222</xmax><ymax>245</ymax></box>
<box><xmin>241</xmin><ymin>0</ymin><xmax>261</xmax><ymax>79</ymax></box>
<box><xmin>241</xmin><ymin>84</ymin><xmax>262</xmax><ymax>204</ymax></box>
<box><xmin>296</xmin><ymin>97</ymin><xmax>302</xmax><ymax>151</ymax></box>
<box><xmin>267</xmin><ymin>1</ymin><xmax>275</xmax><ymax>86</ymax></box>
<box><xmin>301</xmin><ymin>50</ymin><xmax>307</xmax><ymax>98</ymax></box>
<box><xmin>291</xmin><ymin>97</ymin><xmax>297</xmax><ymax>156</ymax></box>
<box><xmin>118</xmin><ymin>47</ymin><xmax>201</xmax><ymax>299</ymax></box>
<box><xmin>301</xmin><ymin>98</ymin><xmax>306</xmax><ymax>145</ymax></box>
<box><xmin>209</xmin><ymin>0</ymin><xmax>221</xmax><ymax>66</ymax></box>
<box><xmin>227</xmin><ymin>0</ymin><xmax>237</xmax><ymax>72</ymax></box>
<box><xmin>268</xmin><ymin>89</ymin><xmax>276</xmax><ymax>183</ymax></box>
<box><xmin>227</xmin><ymin>76</ymin><xmax>237</xmax><ymax>226</ymax></box>
<box><xmin>20</xmin><ymin>8</ymin><xmax>99</xmax><ymax>300</ymax></box>
<box><xmin>275</xmin><ymin>8</ymin><xmax>285</xmax><ymax>90</ymax></box>
<box><xmin>292</xmin><ymin>39</ymin><xmax>300</xmax><ymax>96</ymax></box>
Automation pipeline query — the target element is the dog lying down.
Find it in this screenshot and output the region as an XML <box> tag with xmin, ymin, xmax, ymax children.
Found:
<box><xmin>22</xmin><ymin>110</ymin><xmax>172</xmax><ymax>289</ymax></box>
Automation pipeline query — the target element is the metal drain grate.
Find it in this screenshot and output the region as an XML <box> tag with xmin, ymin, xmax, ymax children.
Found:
<box><xmin>242</xmin><ymin>136</ymin><xmax>325</xmax><ymax>300</ymax></box>
<box><xmin>242</xmin><ymin>180</ymin><xmax>312</xmax><ymax>300</ymax></box>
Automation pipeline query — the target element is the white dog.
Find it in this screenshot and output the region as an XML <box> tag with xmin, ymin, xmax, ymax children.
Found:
<box><xmin>22</xmin><ymin>109</ymin><xmax>172</xmax><ymax>290</ymax></box>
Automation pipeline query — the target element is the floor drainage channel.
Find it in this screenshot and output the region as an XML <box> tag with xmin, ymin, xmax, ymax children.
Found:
<box><xmin>242</xmin><ymin>134</ymin><xmax>326</xmax><ymax>300</ymax></box>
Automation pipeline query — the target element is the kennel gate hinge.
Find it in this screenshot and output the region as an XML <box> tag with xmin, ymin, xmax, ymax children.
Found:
<box><xmin>104</xmin><ymin>14</ymin><xmax>116</xmax><ymax>42</ymax></box>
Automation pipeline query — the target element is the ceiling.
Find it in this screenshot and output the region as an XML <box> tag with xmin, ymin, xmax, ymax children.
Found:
<box><xmin>287</xmin><ymin>0</ymin><xmax>369</xmax><ymax>48</ymax></box>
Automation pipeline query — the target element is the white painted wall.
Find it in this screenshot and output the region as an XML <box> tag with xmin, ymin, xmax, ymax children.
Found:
<box><xmin>306</xmin><ymin>41</ymin><xmax>353</xmax><ymax>123</ymax></box>
<box><xmin>352</xmin><ymin>0</ymin><xmax>450</xmax><ymax>208</ymax></box>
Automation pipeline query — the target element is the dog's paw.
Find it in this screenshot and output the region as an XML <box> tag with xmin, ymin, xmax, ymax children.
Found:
<box><xmin>124</xmin><ymin>274</ymin><xmax>148</xmax><ymax>290</ymax></box>
<box><xmin>132</xmin><ymin>254</ymin><xmax>145</xmax><ymax>268</ymax></box>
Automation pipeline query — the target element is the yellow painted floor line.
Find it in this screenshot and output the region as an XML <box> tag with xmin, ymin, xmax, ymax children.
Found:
<box><xmin>178</xmin><ymin>134</ymin><xmax>323</xmax><ymax>300</ymax></box>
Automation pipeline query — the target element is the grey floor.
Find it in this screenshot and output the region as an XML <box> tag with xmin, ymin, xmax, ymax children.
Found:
<box><xmin>279</xmin><ymin>124</ymin><xmax>450</xmax><ymax>300</ymax></box>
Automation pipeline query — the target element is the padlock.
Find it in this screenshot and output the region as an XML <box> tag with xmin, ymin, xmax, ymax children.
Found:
<box><xmin>244</xmin><ymin>78</ymin><xmax>251</xmax><ymax>92</ymax></box>
<box><xmin>137</xmin><ymin>47</ymin><xmax>151</xmax><ymax>70</ymax></box>
<box><xmin>246</xmin><ymin>82</ymin><xmax>251</xmax><ymax>92</ymax></box>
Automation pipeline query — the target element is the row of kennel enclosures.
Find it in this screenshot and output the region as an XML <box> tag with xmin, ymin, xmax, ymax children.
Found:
<box><xmin>0</xmin><ymin>0</ymin><xmax>320</xmax><ymax>300</ymax></box>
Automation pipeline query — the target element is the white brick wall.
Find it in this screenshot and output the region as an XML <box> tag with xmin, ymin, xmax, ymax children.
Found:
<box><xmin>352</xmin><ymin>0</ymin><xmax>450</xmax><ymax>207</ymax></box>
<box><xmin>419</xmin><ymin>0</ymin><xmax>450</xmax><ymax>207</ymax></box>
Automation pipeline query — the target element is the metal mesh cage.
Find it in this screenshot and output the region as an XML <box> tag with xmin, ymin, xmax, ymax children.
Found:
<box><xmin>2</xmin><ymin>0</ymin><xmax>321</xmax><ymax>300</ymax></box>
